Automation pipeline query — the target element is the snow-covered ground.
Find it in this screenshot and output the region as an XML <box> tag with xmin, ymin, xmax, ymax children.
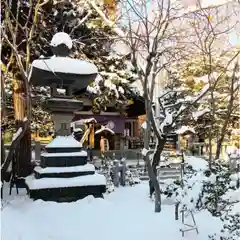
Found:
<box><xmin>1</xmin><ymin>157</ymin><xmax>238</xmax><ymax>240</ymax></box>
<box><xmin>1</xmin><ymin>184</ymin><xmax>220</xmax><ymax>240</ymax></box>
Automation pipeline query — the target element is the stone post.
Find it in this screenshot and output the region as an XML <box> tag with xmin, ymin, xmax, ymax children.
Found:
<box><xmin>120</xmin><ymin>159</ymin><xmax>127</xmax><ymax>186</ymax></box>
<box><xmin>198</xmin><ymin>144</ymin><xmax>201</xmax><ymax>156</ymax></box>
<box><xmin>35</xmin><ymin>140</ymin><xmax>41</xmax><ymax>161</ymax></box>
<box><xmin>113</xmin><ymin>160</ymin><xmax>120</xmax><ymax>187</ymax></box>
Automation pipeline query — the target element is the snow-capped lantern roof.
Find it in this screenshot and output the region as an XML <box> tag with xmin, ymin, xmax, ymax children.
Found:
<box><xmin>50</xmin><ymin>32</ymin><xmax>73</xmax><ymax>50</ymax></box>
<box><xmin>46</xmin><ymin>136</ymin><xmax>81</xmax><ymax>149</ymax></box>
<box><xmin>29</xmin><ymin>32</ymin><xmax>98</xmax><ymax>91</ymax></box>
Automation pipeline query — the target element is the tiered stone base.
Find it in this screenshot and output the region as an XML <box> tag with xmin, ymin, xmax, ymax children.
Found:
<box><xmin>25</xmin><ymin>136</ymin><xmax>106</xmax><ymax>202</ymax></box>
<box><xmin>25</xmin><ymin>170</ymin><xmax>106</xmax><ymax>202</ymax></box>
<box><xmin>27</xmin><ymin>185</ymin><xmax>106</xmax><ymax>202</ymax></box>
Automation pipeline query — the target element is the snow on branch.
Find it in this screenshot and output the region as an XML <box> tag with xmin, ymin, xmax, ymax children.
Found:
<box><xmin>142</xmin><ymin>148</ymin><xmax>150</xmax><ymax>157</ymax></box>
<box><xmin>50</xmin><ymin>32</ymin><xmax>73</xmax><ymax>49</ymax></box>
<box><xmin>192</xmin><ymin>108</ymin><xmax>210</xmax><ymax>121</ymax></box>
<box><xmin>12</xmin><ymin>127</ymin><xmax>23</xmax><ymax>142</ymax></box>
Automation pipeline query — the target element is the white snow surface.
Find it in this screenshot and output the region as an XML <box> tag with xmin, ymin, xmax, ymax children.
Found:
<box><xmin>34</xmin><ymin>164</ymin><xmax>95</xmax><ymax>174</ymax></box>
<box><xmin>2</xmin><ymin>157</ymin><xmax>239</xmax><ymax>240</ymax></box>
<box><xmin>175</xmin><ymin>125</ymin><xmax>195</xmax><ymax>135</ymax></box>
<box><xmin>25</xmin><ymin>173</ymin><xmax>106</xmax><ymax>190</ymax></box>
<box><xmin>32</xmin><ymin>57</ymin><xmax>97</xmax><ymax>74</ymax></box>
<box><xmin>2</xmin><ymin>178</ymin><xmax>223</xmax><ymax>240</ymax></box>
<box><xmin>185</xmin><ymin>156</ymin><xmax>208</xmax><ymax>171</ymax></box>
<box><xmin>50</xmin><ymin>32</ymin><xmax>73</xmax><ymax>49</ymax></box>
<box><xmin>46</xmin><ymin>136</ymin><xmax>81</xmax><ymax>148</ymax></box>
<box><xmin>41</xmin><ymin>151</ymin><xmax>87</xmax><ymax>157</ymax></box>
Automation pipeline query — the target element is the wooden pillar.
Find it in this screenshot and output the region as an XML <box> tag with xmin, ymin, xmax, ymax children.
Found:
<box><xmin>13</xmin><ymin>79</ymin><xmax>25</xmax><ymax>121</ymax></box>
<box><xmin>89</xmin><ymin>123</ymin><xmax>95</xmax><ymax>148</ymax></box>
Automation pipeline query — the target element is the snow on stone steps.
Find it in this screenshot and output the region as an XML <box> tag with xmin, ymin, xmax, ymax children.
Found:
<box><xmin>41</xmin><ymin>151</ymin><xmax>87</xmax><ymax>157</ymax></box>
<box><xmin>34</xmin><ymin>164</ymin><xmax>95</xmax><ymax>174</ymax></box>
<box><xmin>46</xmin><ymin>135</ymin><xmax>81</xmax><ymax>148</ymax></box>
<box><xmin>25</xmin><ymin>173</ymin><xmax>106</xmax><ymax>190</ymax></box>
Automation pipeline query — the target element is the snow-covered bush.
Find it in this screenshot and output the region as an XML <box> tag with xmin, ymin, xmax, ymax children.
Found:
<box><xmin>96</xmin><ymin>160</ymin><xmax>115</xmax><ymax>194</ymax></box>
<box><xmin>197</xmin><ymin>163</ymin><xmax>237</xmax><ymax>216</ymax></box>
<box><xmin>162</xmin><ymin>161</ymin><xmax>240</xmax><ymax>240</ymax></box>
<box><xmin>125</xmin><ymin>168</ymin><xmax>141</xmax><ymax>186</ymax></box>
<box><xmin>162</xmin><ymin>164</ymin><xmax>200</xmax><ymax>210</ymax></box>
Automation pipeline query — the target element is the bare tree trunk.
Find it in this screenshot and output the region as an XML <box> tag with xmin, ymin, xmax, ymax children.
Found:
<box><xmin>215</xmin><ymin>65</ymin><xmax>237</xmax><ymax>160</ymax></box>
<box><xmin>1</xmin><ymin>132</ymin><xmax>5</xmax><ymax>166</ymax></box>
<box><xmin>13</xmin><ymin>78</ymin><xmax>32</xmax><ymax>177</ymax></box>
<box><xmin>208</xmin><ymin>131</ymin><xmax>213</xmax><ymax>168</ymax></box>
<box><xmin>152</xmin><ymin>137</ymin><xmax>166</xmax><ymax>175</ymax></box>
<box><xmin>144</xmin><ymin>101</ymin><xmax>161</xmax><ymax>212</ymax></box>
<box><xmin>215</xmin><ymin>126</ymin><xmax>227</xmax><ymax>160</ymax></box>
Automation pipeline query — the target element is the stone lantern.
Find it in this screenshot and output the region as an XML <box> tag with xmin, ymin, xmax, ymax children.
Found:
<box><xmin>26</xmin><ymin>32</ymin><xmax>106</xmax><ymax>202</ymax></box>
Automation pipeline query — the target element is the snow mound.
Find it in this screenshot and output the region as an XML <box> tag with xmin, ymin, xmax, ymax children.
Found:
<box><xmin>46</xmin><ymin>136</ymin><xmax>81</xmax><ymax>148</ymax></box>
<box><xmin>50</xmin><ymin>32</ymin><xmax>73</xmax><ymax>49</ymax></box>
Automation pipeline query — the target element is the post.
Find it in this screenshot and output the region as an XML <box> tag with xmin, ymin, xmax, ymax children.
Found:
<box><xmin>120</xmin><ymin>159</ymin><xmax>127</xmax><ymax>186</ymax></box>
<box><xmin>35</xmin><ymin>140</ymin><xmax>41</xmax><ymax>161</ymax></box>
<box><xmin>113</xmin><ymin>160</ymin><xmax>120</xmax><ymax>187</ymax></box>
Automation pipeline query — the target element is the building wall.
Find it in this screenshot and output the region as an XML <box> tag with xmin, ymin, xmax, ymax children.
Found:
<box><xmin>73</xmin><ymin>113</ymin><xmax>140</xmax><ymax>150</ymax></box>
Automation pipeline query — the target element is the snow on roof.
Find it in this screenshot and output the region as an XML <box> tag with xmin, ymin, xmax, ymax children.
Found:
<box><xmin>175</xmin><ymin>126</ymin><xmax>195</xmax><ymax>135</ymax></box>
<box><xmin>32</xmin><ymin>57</ymin><xmax>98</xmax><ymax>75</ymax></box>
<box><xmin>50</xmin><ymin>32</ymin><xmax>73</xmax><ymax>49</ymax></box>
<box><xmin>46</xmin><ymin>136</ymin><xmax>81</xmax><ymax>148</ymax></box>
<box><xmin>192</xmin><ymin>108</ymin><xmax>210</xmax><ymax>121</ymax></box>
<box><xmin>48</xmin><ymin>98</ymin><xmax>81</xmax><ymax>102</ymax></box>
<box><xmin>141</xmin><ymin>121</ymin><xmax>147</xmax><ymax>129</ymax></box>
<box><xmin>34</xmin><ymin>164</ymin><xmax>95</xmax><ymax>174</ymax></box>
<box><xmin>25</xmin><ymin>173</ymin><xmax>106</xmax><ymax>190</ymax></box>
<box><xmin>84</xmin><ymin>118</ymin><xmax>97</xmax><ymax>123</ymax></box>
<box><xmin>95</xmin><ymin>126</ymin><xmax>115</xmax><ymax>135</ymax></box>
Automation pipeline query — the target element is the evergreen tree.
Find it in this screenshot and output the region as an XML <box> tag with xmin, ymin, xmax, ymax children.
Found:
<box><xmin>1</xmin><ymin>0</ymin><xmax>137</xmax><ymax>177</ymax></box>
